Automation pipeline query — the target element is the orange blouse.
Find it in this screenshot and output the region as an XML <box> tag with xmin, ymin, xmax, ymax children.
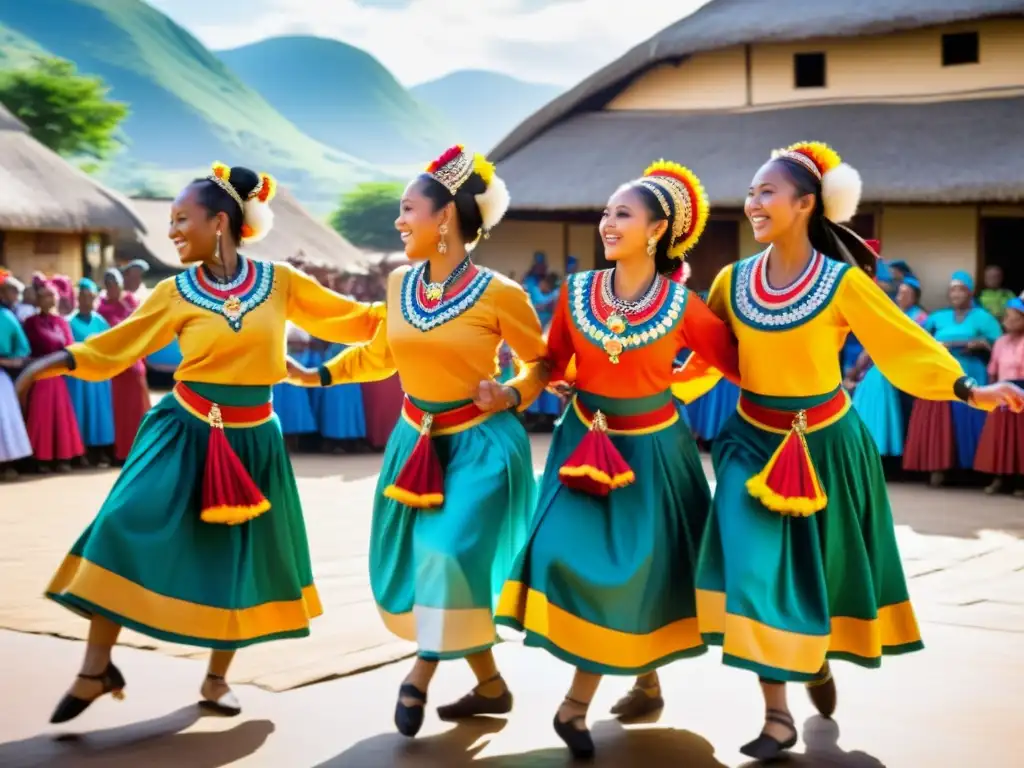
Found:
<box><xmin>548</xmin><ymin>269</ymin><xmax>740</xmax><ymax>397</ymax></box>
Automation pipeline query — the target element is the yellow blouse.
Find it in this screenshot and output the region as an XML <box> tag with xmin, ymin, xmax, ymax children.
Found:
<box><xmin>321</xmin><ymin>263</ymin><xmax>548</xmax><ymax>409</ymax></box>
<box><xmin>673</xmin><ymin>251</ymin><xmax>965</xmax><ymax>403</ymax></box>
<box><xmin>43</xmin><ymin>257</ymin><xmax>384</xmax><ymax>384</ymax></box>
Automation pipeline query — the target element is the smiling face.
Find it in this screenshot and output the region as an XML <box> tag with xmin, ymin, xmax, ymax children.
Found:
<box><xmin>599</xmin><ymin>185</ymin><xmax>667</xmax><ymax>263</ymax></box>
<box><xmin>395</xmin><ymin>179</ymin><xmax>450</xmax><ymax>261</ymax></box>
<box><xmin>168</xmin><ymin>184</ymin><xmax>227</xmax><ymax>264</ymax></box>
<box><xmin>745</xmin><ymin>160</ymin><xmax>817</xmax><ymax>244</ymax></box>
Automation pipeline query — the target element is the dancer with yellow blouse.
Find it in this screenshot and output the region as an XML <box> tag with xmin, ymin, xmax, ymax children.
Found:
<box><xmin>673</xmin><ymin>142</ymin><xmax>1024</xmax><ymax>761</ymax></box>
<box><xmin>494</xmin><ymin>161</ymin><xmax>740</xmax><ymax>759</ymax></box>
<box><xmin>16</xmin><ymin>163</ymin><xmax>384</xmax><ymax>725</ymax></box>
<box><xmin>289</xmin><ymin>145</ymin><xmax>547</xmax><ymax>738</ymax></box>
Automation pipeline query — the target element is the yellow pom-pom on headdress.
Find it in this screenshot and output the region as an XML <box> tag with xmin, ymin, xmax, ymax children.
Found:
<box><xmin>249</xmin><ymin>172</ymin><xmax>277</xmax><ymax>204</ymax></box>
<box><xmin>472</xmin><ymin>152</ymin><xmax>496</xmax><ymax>186</ymax></box>
<box><xmin>211</xmin><ymin>161</ymin><xmax>231</xmax><ymax>182</ymax></box>
<box><xmin>637</xmin><ymin>159</ymin><xmax>710</xmax><ymax>259</ymax></box>
<box><xmin>771</xmin><ymin>141</ymin><xmax>841</xmax><ymax>180</ymax></box>
<box><xmin>770</xmin><ymin>140</ymin><xmax>862</xmax><ymax>224</ymax></box>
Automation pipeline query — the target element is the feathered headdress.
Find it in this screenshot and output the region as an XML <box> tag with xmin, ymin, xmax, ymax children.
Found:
<box><xmin>425</xmin><ymin>145</ymin><xmax>511</xmax><ymax>244</ymax></box>
<box><xmin>207</xmin><ymin>162</ymin><xmax>278</xmax><ymax>244</ymax></box>
<box><xmin>636</xmin><ymin>160</ymin><xmax>710</xmax><ymax>259</ymax></box>
<box><xmin>771</xmin><ymin>141</ymin><xmax>862</xmax><ymax>224</ymax></box>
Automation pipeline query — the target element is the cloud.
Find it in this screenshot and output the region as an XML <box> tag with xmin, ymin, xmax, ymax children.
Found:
<box><xmin>148</xmin><ymin>0</ymin><xmax>710</xmax><ymax>86</ymax></box>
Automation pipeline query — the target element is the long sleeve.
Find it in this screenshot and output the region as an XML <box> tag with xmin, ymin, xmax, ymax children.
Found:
<box><xmin>320</xmin><ymin>306</ymin><xmax>397</xmax><ymax>386</ymax></box>
<box><xmin>679</xmin><ymin>293</ymin><xmax>740</xmax><ymax>384</ymax></box>
<box><xmin>494</xmin><ymin>278</ymin><xmax>549</xmax><ymax>411</ymax></box>
<box><xmin>284</xmin><ymin>264</ymin><xmax>385</xmax><ymax>344</ymax></box>
<box><xmin>837</xmin><ymin>266</ymin><xmax>968</xmax><ymax>403</ymax></box>
<box><xmin>544</xmin><ymin>285</ymin><xmax>576</xmax><ymax>384</ymax></box>
<box><xmin>671</xmin><ymin>267</ymin><xmax>731</xmax><ymax>403</ymax></box>
<box><xmin>0</xmin><ymin>311</ymin><xmax>30</xmax><ymax>358</ymax></box>
<box><xmin>46</xmin><ymin>280</ymin><xmax>177</xmax><ymax>382</ymax></box>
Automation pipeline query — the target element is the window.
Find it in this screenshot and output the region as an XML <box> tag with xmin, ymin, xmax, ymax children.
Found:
<box><xmin>794</xmin><ymin>52</ymin><xmax>826</xmax><ymax>88</ymax></box>
<box><xmin>34</xmin><ymin>233</ymin><xmax>61</xmax><ymax>255</ymax></box>
<box><xmin>942</xmin><ymin>31</ymin><xmax>979</xmax><ymax>66</ymax></box>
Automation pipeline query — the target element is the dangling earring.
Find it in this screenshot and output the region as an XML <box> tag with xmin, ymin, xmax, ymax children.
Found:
<box><xmin>437</xmin><ymin>223</ymin><xmax>449</xmax><ymax>255</ymax></box>
<box><xmin>214</xmin><ymin>230</ymin><xmax>222</xmax><ymax>263</ymax></box>
<box><xmin>647</xmin><ymin>236</ymin><xmax>658</xmax><ymax>257</ymax></box>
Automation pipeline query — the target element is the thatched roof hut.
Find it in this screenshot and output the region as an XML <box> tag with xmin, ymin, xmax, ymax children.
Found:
<box><xmin>0</xmin><ymin>102</ymin><xmax>144</xmax><ymax>233</ymax></box>
<box><xmin>496</xmin><ymin>95</ymin><xmax>1024</xmax><ymax>210</ymax></box>
<box><xmin>494</xmin><ymin>0</ymin><xmax>1024</xmax><ymax>163</ymax></box>
<box><xmin>119</xmin><ymin>188</ymin><xmax>365</xmax><ymax>272</ymax></box>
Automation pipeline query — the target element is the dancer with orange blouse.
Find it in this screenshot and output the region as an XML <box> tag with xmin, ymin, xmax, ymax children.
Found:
<box><xmin>494</xmin><ymin>161</ymin><xmax>740</xmax><ymax>759</ymax></box>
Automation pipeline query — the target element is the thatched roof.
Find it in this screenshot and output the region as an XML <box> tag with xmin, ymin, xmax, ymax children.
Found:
<box><xmin>120</xmin><ymin>188</ymin><xmax>364</xmax><ymax>271</ymax></box>
<box><xmin>0</xmin><ymin>102</ymin><xmax>145</xmax><ymax>233</ymax></box>
<box><xmin>498</xmin><ymin>95</ymin><xmax>1024</xmax><ymax>210</ymax></box>
<box><xmin>492</xmin><ymin>0</ymin><xmax>1024</xmax><ymax>159</ymax></box>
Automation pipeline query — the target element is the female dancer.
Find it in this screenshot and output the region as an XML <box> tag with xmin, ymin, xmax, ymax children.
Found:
<box><xmin>16</xmin><ymin>162</ymin><xmax>385</xmax><ymax>724</ymax></box>
<box><xmin>22</xmin><ymin>279</ymin><xmax>84</xmax><ymax>472</ymax></box>
<box><xmin>903</xmin><ymin>271</ymin><xmax>1002</xmax><ymax>486</ymax></box>
<box><xmin>675</xmin><ymin>142</ymin><xmax>1024</xmax><ymax>760</ymax></box>
<box><xmin>97</xmin><ymin>268</ymin><xmax>152</xmax><ymax>463</ymax></box>
<box><xmin>494</xmin><ymin>161</ymin><xmax>740</xmax><ymax>759</ymax></box>
<box><xmin>0</xmin><ymin>270</ymin><xmax>33</xmax><ymax>481</ymax></box>
<box><xmin>288</xmin><ymin>145</ymin><xmax>546</xmax><ymax>738</ymax></box>
<box><xmin>66</xmin><ymin>278</ymin><xmax>115</xmax><ymax>468</ymax></box>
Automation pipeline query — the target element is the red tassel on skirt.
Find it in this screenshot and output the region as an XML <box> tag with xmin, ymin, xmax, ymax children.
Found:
<box><xmin>974</xmin><ymin>407</ymin><xmax>1024</xmax><ymax>475</ymax></box>
<box><xmin>382</xmin><ymin>399</ymin><xmax>486</xmax><ymax>509</ymax></box>
<box><xmin>558</xmin><ymin>404</ymin><xmax>639</xmax><ymax>497</ymax></box>
<box><xmin>902</xmin><ymin>399</ymin><xmax>954</xmax><ymax>472</ymax></box>
<box><xmin>173</xmin><ymin>384</ymin><xmax>272</xmax><ymax>525</ymax></box>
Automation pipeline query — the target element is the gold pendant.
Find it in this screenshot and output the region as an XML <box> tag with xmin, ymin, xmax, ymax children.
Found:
<box><xmin>222</xmin><ymin>295</ymin><xmax>243</xmax><ymax>321</ymax></box>
<box><xmin>603</xmin><ymin>338</ymin><xmax>623</xmax><ymax>364</ymax></box>
<box><xmin>424</xmin><ymin>283</ymin><xmax>444</xmax><ymax>302</ymax></box>
<box><xmin>606</xmin><ymin>313</ymin><xmax>627</xmax><ymax>335</ymax></box>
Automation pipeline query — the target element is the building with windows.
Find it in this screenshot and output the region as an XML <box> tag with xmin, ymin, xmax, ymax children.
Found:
<box><xmin>477</xmin><ymin>0</ymin><xmax>1024</xmax><ymax>306</ymax></box>
<box><xmin>0</xmin><ymin>103</ymin><xmax>143</xmax><ymax>282</ymax></box>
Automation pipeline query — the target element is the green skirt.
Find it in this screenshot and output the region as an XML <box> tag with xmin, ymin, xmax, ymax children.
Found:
<box><xmin>370</xmin><ymin>397</ymin><xmax>535</xmax><ymax>660</ymax></box>
<box><xmin>697</xmin><ymin>389</ymin><xmax>923</xmax><ymax>682</ymax></box>
<box><xmin>46</xmin><ymin>382</ymin><xmax>320</xmax><ymax>650</ymax></box>
<box><xmin>496</xmin><ymin>391</ymin><xmax>710</xmax><ymax>675</ymax></box>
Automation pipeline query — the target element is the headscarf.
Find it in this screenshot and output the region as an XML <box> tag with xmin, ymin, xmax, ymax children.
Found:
<box><xmin>51</xmin><ymin>275</ymin><xmax>73</xmax><ymax>304</ymax></box>
<box><xmin>902</xmin><ymin>275</ymin><xmax>921</xmax><ymax>294</ymax></box>
<box><xmin>104</xmin><ymin>267</ymin><xmax>124</xmax><ymax>287</ymax></box>
<box><xmin>1007</xmin><ymin>297</ymin><xmax>1024</xmax><ymax>316</ymax></box>
<box><xmin>888</xmin><ymin>259</ymin><xmax>913</xmax><ymax>277</ymax></box>
<box><xmin>77</xmin><ymin>277</ymin><xmax>99</xmax><ymax>293</ymax></box>
<box><xmin>950</xmin><ymin>270</ymin><xmax>975</xmax><ymax>293</ymax></box>
<box><xmin>123</xmin><ymin>259</ymin><xmax>150</xmax><ymax>273</ymax></box>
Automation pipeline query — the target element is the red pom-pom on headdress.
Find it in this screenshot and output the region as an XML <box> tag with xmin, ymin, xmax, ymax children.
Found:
<box><xmin>425</xmin><ymin>144</ymin><xmax>465</xmax><ymax>174</ymax></box>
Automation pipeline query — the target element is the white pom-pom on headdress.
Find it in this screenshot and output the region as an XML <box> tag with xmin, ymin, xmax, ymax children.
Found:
<box><xmin>474</xmin><ymin>172</ymin><xmax>510</xmax><ymax>236</ymax></box>
<box><xmin>241</xmin><ymin>199</ymin><xmax>275</xmax><ymax>244</ymax></box>
<box><xmin>820</xmin><ymin>162</ymin><xmax>862</xmax><ymax>224</ymax></box>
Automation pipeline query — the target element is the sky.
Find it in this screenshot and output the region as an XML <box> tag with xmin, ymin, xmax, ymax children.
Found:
<box><xmin>146</xmin><ymin>0</ymin><xmax>712</xmax><ymax>87</ymax></box>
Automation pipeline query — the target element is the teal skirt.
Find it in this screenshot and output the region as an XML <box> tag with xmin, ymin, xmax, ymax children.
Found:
<box><xmin>496</xmin><ymin>391</ymin><xmax>710</xmax><ymax>675</ymax></box>
<box><xmin>697</xmin><ymin>389</ymin><xmax>923</xmax><ymax>682</ymax></box>
<box><xmin>370</xmin><ymin>397</ymin><xmax>535</xmax><ymax>660</ymax></box>
<box><xmin>46</xmin><ymin>382</ymin><xmax>321</xmax><ymax>650</ymax></box>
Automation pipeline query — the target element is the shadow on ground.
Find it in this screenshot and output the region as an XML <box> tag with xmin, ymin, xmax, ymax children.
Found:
<box><xmin>0</xmin><ymin>707</ymin><xmax>272</xmax><ymax>768</ymax></box>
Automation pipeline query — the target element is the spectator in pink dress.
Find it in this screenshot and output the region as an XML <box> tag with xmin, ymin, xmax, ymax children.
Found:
<box><xmin>22</xmin><ymin>280</ymin><xmax>84</xmax><ymax>472</ymax></box>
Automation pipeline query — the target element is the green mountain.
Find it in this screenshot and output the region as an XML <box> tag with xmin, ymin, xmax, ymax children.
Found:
<box><xmin>0</xmin><ymin>0</ymin><xmax>384</xmax><ymax>211</ymax></box>
<box><xmin>218</xmin><ymin>36</ymin><xmax>453</xmax><ymax>166</ymax></box>
<box><xmin>410</xmin><ymin>70</ymin><xmax>562</xmax><ymax>153</ymax></box>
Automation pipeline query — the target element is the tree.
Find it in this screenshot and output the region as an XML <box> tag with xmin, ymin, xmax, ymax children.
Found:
<box><xmin>329</xmin><ymin>181</ymin><xmax>404</xmax><ymax>251</ymax></box>
<box><xmin>0</xmin><ymin>55</ymin><xmax>128</xmax><ymax>160</ymax></box>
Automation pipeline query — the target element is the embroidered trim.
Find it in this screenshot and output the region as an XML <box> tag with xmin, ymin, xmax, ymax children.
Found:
<box><xmin>569</xmin><ymin>269</ymin><xmax>687</xmax><ymax>355</ymax></box>
<box><xmin>731</xmin><ymin>250</ymin><xmax>847</xmax><ymax>330</ymax></box>
<box><xmin>400</xmin><ymin>262</ymin><xmax>493</xmax><ymax>332</ymax></box>
<box><xmin>176</xmin><ymin>256</ymin><xmax>275</xmax><ymax>332</ymax></box>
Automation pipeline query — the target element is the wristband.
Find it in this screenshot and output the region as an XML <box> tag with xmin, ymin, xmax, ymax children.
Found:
<box><xmin>953</xmin><ymin>376</ymin><xmax>977</xmax><ymax>403</ymax></box>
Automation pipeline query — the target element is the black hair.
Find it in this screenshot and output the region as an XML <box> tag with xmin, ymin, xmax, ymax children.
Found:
<box><xmin>630</xmin><ymin>183</ymin><xmax>683</xmax><ymax>276</ymax></box>
<box><xmin>771</xmin><ymin>158</ymin><xmax>877</xmax><ymax>277</ymax></box>
<box><xmin>189</xmin><ymin>166</ymin><xmax>260</xmax><ymax>244</ymax></box>
<box><xmin>416</xmin><ymin>172</ymin><xmax>486</xmax><ymax>244</ymax></box>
